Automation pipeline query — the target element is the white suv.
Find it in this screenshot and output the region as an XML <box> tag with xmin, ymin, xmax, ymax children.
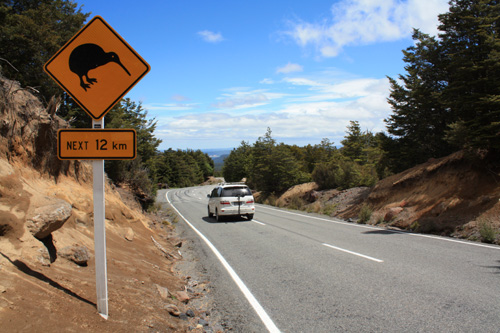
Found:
<box><xmin>207</xmin><ymin>183</ymin><xmax>255</xmax><ymax>221</ymax></box>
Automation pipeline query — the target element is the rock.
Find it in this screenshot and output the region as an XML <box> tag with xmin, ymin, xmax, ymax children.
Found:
<box><xmin>155</xmin><ymin>284</ymin><xmax>170</xmax><ymax>299</ymax></box>
<box><xmin>59</xmin><ymin>245</ymin><xmax>90</xmax><ymax>266</ymax></box>
<box><xmin>384</xmin><ymin>207</ymin><xmax>403</xmax><ymax>222</ymax></box>
<box><xmin>26</xmin><ymin>198</ymin><xmax>72</xmax><ymax>239</ymax></box>
<box><xmin>186</xmin><ymin>309</ymin><xmax>195</xmax><ymax>317</ymax></box>
<box><xmin>165</xmin><ymin>304</ymin><xmax>181</xmax><ymax>316</ymax></box>
<box><xmin>198</xmin><ymin>319</ymin><xmax>209</xmax><ymax>327</ymax></box>
<box><xmin>176</xmin><ymin>290</ymin><xmax>190</xmax><ymax>303</ymax></box>
<box><xmin>179</xmin><ymin>313</ymin><xmax>188</xmax><ymax>321</ymax></box>
<box><xmin>308</xmin><ymin>190</ymin><xmax>319</xmax><ymax>202</ymax></box>
<box><xmin>124</xmin><ymin>228</ymin><xmax>134</xmax><ymax>241</ymax></box>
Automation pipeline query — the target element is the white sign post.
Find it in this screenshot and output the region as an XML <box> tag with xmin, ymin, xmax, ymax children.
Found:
<box><xmin>92</xmin><ymin>118</ymin><xmax>108</xmax><ymax>319</ymax></box>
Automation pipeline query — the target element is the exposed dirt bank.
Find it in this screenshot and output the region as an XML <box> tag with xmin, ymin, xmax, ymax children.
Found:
<box><xmin>275</xmin><ymin>151</ymin><xmax>500</xmax><ymax>244</ymax></box>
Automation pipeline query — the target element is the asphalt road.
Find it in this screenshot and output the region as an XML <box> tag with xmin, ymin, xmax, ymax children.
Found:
<box><xmin>159</xmin><ymin>186</ymin><xmax>500</xmax><ymax>332</ymax></box>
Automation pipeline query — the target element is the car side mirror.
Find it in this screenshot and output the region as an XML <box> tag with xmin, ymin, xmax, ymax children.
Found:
<box><xmin>207</xmin><ymin>194</ymin><xmax>211</xmax><ymax>198</ymax></box>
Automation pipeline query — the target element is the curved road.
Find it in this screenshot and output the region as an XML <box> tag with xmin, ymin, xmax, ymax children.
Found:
<box><xmin>159</xmin><ymin>186</ymin><xmax>500</xmax><ymax>332</ymax></box>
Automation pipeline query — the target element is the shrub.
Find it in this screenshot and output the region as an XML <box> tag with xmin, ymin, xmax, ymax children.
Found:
<box><xmin>358</xmin><ymin>204</ymin><xmax>372</xmax><ymax>224</ymax></box>
<box><xmin>410</xmin><ymin>221</ymin><xmax>420</xmax><ymax>232</ymax></box>
<box><xmin>288</xmin><ymin>194</ymin><xmax>307</xmax><ymax>211</ymax></box>
<box><xmin>321</xmin><ymin>203</ymin><xmax>338</xmax><ymax>216</ymax></box>
<box><xmin>479</xmin><ymin>220</ymin><xmax>497</xmax><ymax>244</ymax></box>
<box><xmin>312</xmin><ymin>158</ymin><xmax>378</xmax><ymax>191</ymax></box>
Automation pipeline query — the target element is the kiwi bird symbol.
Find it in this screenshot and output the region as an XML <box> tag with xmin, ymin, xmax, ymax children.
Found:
<box><xmin>69</xmin><ymin>43</ymin><xmax>131</xmax><ymax>91</ymax></box>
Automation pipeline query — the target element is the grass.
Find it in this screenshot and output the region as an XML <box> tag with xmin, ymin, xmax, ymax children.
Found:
<box><xmin>165</xmin><ymin>208</ymin><xmax>179</xmax><ymax>224</ymax></box>
<box><xmin>410</xmin><ymin>221</ymin><xmax>420</xmax><ymax>232</ymax></box>
<box><xmin>321</xmin><ymin>203</ymin><xmax>338</xmax><ymax>216</ymax></box>
<box><xmin>358</xmin><ymin>204</ymin><xmax>373</xmax><ymax>224</ymax></box>
<box><xmin>288</xmin><ymin>195</ymin><xmax>307</xmax><ymax>211</ymax></box>
<box><xmin>479</xmin><ymin>219</ymin><xmax>497</xmax><ymax>244</ymax></box>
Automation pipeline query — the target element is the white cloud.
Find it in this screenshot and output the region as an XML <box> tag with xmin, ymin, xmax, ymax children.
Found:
<box><xmin>260</xmin><ymin>78</ymin><xmax>275</xmax><ymax>84</ymax></box>
<box><xmin>153</xmin><ymin>73</ymin><xmax>392</xmax><ymax>150</ymax></box>
<box><xmin>144</xmin><ymin>103</ymin><xmax>198</xmax><ymax>111</ymax></box>
<box><xmin>211</xmin><ymin>94</ymin><xmax>269</xmax><ymax>109</ymax></box>
<box><xmin>282</xmin><ymin>77</ymin><xmax>326</xmax><ymax>87</ymax></box>
<box><xmin>276</xmin><ymin>62</ymin><xmax>303</xmax><ymax>74</ymax></box>
<box><xmin>171</xmin><ymin>94</ymin><xmax>190</xmax><ymax>102</ymax></box>
<box><xmin>197</xmin><ymin>30</ymin><xmax>224</xmax><ymax>43</ymax></box>
<box><xmin>211</xmin><ymin>89</ymin><xmax>287</xmax><ymax>110</ymax></box>
<box><xmin>283</xmin><ymin>0</ymin><xmax>449</xmax><ymax>57</ymax></box>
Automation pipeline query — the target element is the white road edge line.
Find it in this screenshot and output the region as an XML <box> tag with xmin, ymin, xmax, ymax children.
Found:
<box><xmin>323</xmin><ymin>243</ymin><xmax>384</xmax><ymax>263</ymax></box>
<box><xmin>252</xmin><ymin>220</ymin><xmax>266</xmax><ymax>226</ymax></box>
<box><xmin>166</xmin><ymin>191</ymin><xmax>281</xmax><ymax>333</ymax></box>
<box><xmin>258</xmin><ymin>205</ymin><xmax>500</xmax><ymax>250</ymax></box>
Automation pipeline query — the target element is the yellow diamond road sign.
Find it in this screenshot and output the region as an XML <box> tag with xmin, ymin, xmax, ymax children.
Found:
<box><xmin>44</xmin><ymin>16</ymin><xmax>150</xmax><ymax>120</ymax></box>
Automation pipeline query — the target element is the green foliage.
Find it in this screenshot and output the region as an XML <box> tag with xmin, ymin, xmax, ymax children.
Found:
<box><xmin>479</xmin><ymin>219</ymin><xmax>497</xmax><ymax>244</ymax></box>
<box><xmin>410</xmin><ymin>221</ymin><xmax>421</xmax><ymax>232</ymax></box>
<box><xmin>358</xmin><ymin>204</ymin><xmax>373</xmax><ymax>224</ymax></box>
<box><xmin>312</xmin><ymin>122</ymin><xmax>384</xmax><ymax>191</ymax></box>
<box><xmin>341</xmin><ymin>121</ymin><xmax>364</xmax><ymax>162</ymax></box>
<box><xmin>312</xmin><ymin>157</ymin><xmax>378</xmax><ymax>191</ymax></box>
<box><xmin>222</xmin><ymin>141</ymin><xmax>251</xmax><ymax>182</ymax></box>
<box><xmin>156</xmin><ymin>148</ymin><xmax>213</xmax><ymax>188</ymax></box>
<box><xmin>0</xmin><ymin>0</ymin><xmax>89</xmax><ymax>103</ymax></box>
<box><xmin>102</xmin><ymin>99</ymin><xmax>161</xmax><ymax>209</ymax></box>
<box><xmin>224</xmin><ymin>125</ymin><xmax>385</xmax><ymax>195</ymax></box>
<box><xmin>287</xmin><ymin>194</ymin><xmax>307</xmax><ymax>211</ymax></box>
<box><xmin>247</xmin><ymin>128</ymin><xmax>311</xmax><ymax>194</ymax></box>
<box><xmin>321</xmin><ymin>203</ymin><xmax>338</xmax><ymax>216</ymax></box>
<box><xmin>385</xmin><ymin>29</ymin><xmax>454</xmax><ymax>172</ymax></box>
<box><xmin>439</xmin><ymin>0</ymin><xmax>500</xmax><ymax>150</ymax></box>
<box><xmin>385</xmin><ymin>0</ymin><xmax>500</xmax><ymax>172</ymax></box>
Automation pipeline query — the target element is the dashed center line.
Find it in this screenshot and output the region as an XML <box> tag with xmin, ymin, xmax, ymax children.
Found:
<box><xmin>323</xmin><ymin>243</ymin><xmax>384</xmax><ymax>263</ymax></box>
<box><xmin>252</xmin><ymin>217</ymin><xmax>381</xmax><ymax>263</ymax></box>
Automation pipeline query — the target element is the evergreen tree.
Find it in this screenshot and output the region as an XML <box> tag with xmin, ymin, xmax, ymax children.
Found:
<box><xmin>104</xmin><ymin>99</ymin><xmax>161</xmax><ymax>206</ymax></box>
<box><xmin>0</xmin><ymin>0</ymin><xmax>89</xmax><ymax>103</ymax></box>
<box><xmin>439</xmin><ymin>0</ymin><xmax>500</xmax><ymax>150</ymax></box>
<box><xmin>246</xmin><ymin>128</ymin><xmax>309</xmax><ymax>194</ymax></box>
<box><xmin>385</xmin><ymin>30</ymin><xmax>453</xmax><ymax>172</ymax></box>
<box><xmin>222</xmin><ymin>141</ymin><xmax>251</xmax><ymax>182</ymax></box>
<box><xmin>385</xmin><ymin>0</ymin><xmax>500</xmax><ymax>172</ymax></box>
<box><xmin>341</xmin><ymin>121</ymin><xmax>364</xmax><ymax>162</ymax></box>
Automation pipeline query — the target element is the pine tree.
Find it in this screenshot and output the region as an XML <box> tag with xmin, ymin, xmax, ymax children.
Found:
<box><xmin>0</xmin><ymin>0</ymin><xmax>89</xmax><ymax>103</ymax></box>
<box><xmin>385</xmin><ymin>30</ymin><xmax>453</xmax><ymax>171</ymax></box>
<box><xmin>439</xmin><ymin>0</ymin><xmax>500</xmax><ymax>150</ymax></box>
<box><xmin>385</xmin><ymin>0</ymin><xmax>500</xmax><ymax>172</ymax></box>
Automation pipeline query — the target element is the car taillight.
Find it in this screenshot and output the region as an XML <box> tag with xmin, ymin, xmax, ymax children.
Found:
<box><xmin>220</xmin><ymin>201</ymin><xmax>230</xmax><ymax>205</ymax></box>
<box><xmin>246</xmin><ymin>200</ymin><xmax>254</xmax><ymax>204</ymax></box>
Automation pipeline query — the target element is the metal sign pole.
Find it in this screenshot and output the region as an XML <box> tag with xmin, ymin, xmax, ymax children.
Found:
<box><xmin>93</xmin><ymin>117</ymin><xmax>108</xmax><ymax>319</ymax></box>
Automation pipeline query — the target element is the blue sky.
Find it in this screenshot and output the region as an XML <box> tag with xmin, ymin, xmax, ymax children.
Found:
<box><xmin>76</xmin><ymin>0</ymin><xmax>450</xmax><ymax>151</ymax></box>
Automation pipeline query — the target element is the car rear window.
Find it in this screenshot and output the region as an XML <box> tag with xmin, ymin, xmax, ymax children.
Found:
<box><xmin>221</xmin><ymin>187</ymin><xmax>251</xmax><ymax>197</ymax></box>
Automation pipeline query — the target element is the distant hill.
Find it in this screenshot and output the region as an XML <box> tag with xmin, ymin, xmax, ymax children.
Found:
<box><xmin>202</xmin><ymin>148</ymin><xmax>232</xmax><ymax>171</ymax></box>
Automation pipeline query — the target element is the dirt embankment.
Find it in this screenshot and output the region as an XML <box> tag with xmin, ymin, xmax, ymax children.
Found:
<box><xmin>0</xmin><ymin>76</ymin><xmax>221</xmax><ymax>332</ymax></box>
<box><xmin>276</xmin><ymin>151</ymin><xmax>500</xmax><ymax>244</ymax></box>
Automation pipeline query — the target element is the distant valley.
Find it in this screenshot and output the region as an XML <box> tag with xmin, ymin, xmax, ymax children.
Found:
<box><xmin>201</xmin><ymin>148</ymin><xmax>232</xmax><ymax>171</ymax></box>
